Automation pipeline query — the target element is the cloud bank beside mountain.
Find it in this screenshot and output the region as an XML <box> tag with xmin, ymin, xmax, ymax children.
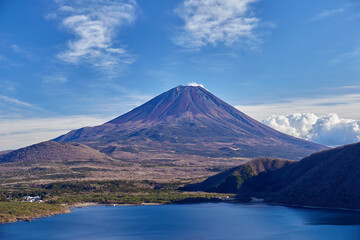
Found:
<box><xmin>263</xmin><ymin>113</ymin><xmax>360</xmax><ymax>147</ymax></box>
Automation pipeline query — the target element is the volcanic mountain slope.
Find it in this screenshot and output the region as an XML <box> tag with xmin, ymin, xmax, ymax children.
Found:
<box><xmin>237</xmin><ymin>142</ymin><xmax>360</xmax><ymax>209</ymax></box>
<box><xmin>54</xmin><ymin>85</ymin><xmax>326</xmax><ymax>160</ymax></box>
<box><xmin>182</xmin><ymin>158</ymin><xmax>295</xmax><ymax>193</ymax></box>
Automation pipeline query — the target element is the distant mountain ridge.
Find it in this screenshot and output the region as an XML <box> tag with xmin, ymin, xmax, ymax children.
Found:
<box><xmin>54</xmin><ymin>86</ymin><xmax>326</xmax><ymax>160</ymax></box>
<box><xmin>0</xmin><ymin>141</ymin><xmax>120</xmax><ymax>182</ymax></box>
<box><xmin>0</xmin><ymin>141</ymin><xmax>114</xmax><ymax>164</ymax></box>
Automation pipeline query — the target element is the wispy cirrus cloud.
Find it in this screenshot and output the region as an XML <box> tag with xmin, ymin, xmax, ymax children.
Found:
<box><xmin>89</xmin><ymin>92</ymin><xmax>154</xmax><ymax>115</ymax></box>
<box><xmin>10</xmin><ymin>44</ymin><xmax>35</xmax><ymax>61</ymax></box>
<box><xmin>0</xmin><ymin>115</ymin><xmax>111</xmax><ymax>151</ymax></box>
<box><xmin>329</xmin><ymin>45</ymin><xmax>360</xmax><ymax>66</ymax></box>
<box><xmin>51</xmin><ymin>0</ymin><xmax>138</xmax><ymax>75</ymax></box>
<box><xmin>347</xmin><ymin>46</ymin><xmax>360</xmax><ymax>58</ymax></box>
<box><xmin>0</xmin><ymin>95</ymin><xmax>39</xmax><ymax>109</ymax></box>
<box><xmin>0</xmin><ymin>87</ymin><xmax>154</xmax><ymax>150</ymax></box>
<box><xmin>309</xmin><ymin>8</ymin><xmax>345</xmax><ymax>21</ymax></box>
<box><xmin>174</xmin><ymin>0</ymin><xmax>263</xmax><ymax>50</ymax></box>
<box><xmin>0</xmin><ymin>81</ymin><xmax>17</xmax><ymax>92</ymax></box>
<box><xmin>42</xmin><ymin>76</ymin><xmax>68</xmax><ymax>84</ymax></box>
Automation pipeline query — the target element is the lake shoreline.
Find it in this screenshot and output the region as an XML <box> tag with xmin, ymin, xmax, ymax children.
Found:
<box><xmin>1</xmin><ymin>201</ymin><xmax>177</xmax><ymax>224</ymax></box>
<box><xmin>0</xmin><ymin>202</ymin><xmax>70</xmax><ymax>224</ymax></box>
<box><xmin>3</xmin><ymin>199</ymin><xmax>360</xmax><ymax>225</ymax></box>
<box><xmin>68</xmin><ymin>202</ymin><xmax>166</xmax><ymax>209</ymax></box>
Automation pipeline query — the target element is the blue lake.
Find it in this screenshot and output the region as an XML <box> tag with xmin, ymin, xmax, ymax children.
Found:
<box><xmin>1</xmin><ymin>203</ymin><xmax>360</xmax><ymax>240</ymax></box>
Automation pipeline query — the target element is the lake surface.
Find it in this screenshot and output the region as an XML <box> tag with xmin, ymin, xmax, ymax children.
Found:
<box><xmin>1</xmin><ymin>203</ymin><xmax>360</xmax><ymax>240</ymax></box>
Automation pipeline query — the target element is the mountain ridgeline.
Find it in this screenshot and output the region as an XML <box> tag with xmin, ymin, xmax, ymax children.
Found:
<box><xmin>54</xmin><ymin>86</ymin><xmax>326</xmax><ymax>160</ymax></box>
<box><xmin>182</xmin><ymin>158</ymin><xmax>295</xmax><ymax>193</ymax></box>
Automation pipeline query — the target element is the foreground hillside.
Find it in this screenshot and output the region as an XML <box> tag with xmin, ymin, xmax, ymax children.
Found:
<box><xmin>182</xmin><ymin>158</ymin><xmax>295</xmax><ymax>193</ymax></box>
<box><xmin>54</xmin><ymin>86</ymin><xmax>326</xmax><ymax>160</ymax></box>
<box><xmin>192</xmin><ymin>142</ymin><xmax>360</xmax><ymax>209</ymax></box>
<box><xmin>269</xmin><ymin>142</ymin><xmax>360</xmax><ymax>209</ymax></box>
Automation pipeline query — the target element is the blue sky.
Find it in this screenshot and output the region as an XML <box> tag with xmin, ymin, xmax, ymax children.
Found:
<box><xmin>0</xmin><ymin>0</ymin><xmax>360</xmax><ymax>150</ymax></box>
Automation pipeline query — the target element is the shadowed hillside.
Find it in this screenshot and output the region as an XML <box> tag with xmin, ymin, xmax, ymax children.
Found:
<box><xmin>269</xmin><ymin>142</ymin><xmax>360</xmax><ymax>209</ymax></box>
<box><xmin>182</xmin><ymin>158</ymin><xmax>295</xmax><ymax>193</ymax></box>
<box><xmin>236</xmin><ymin>142</ymin><xmax>360</xmax><ymax>209</ymax></box>
<box><xmin>188</xmin><ymin>142</ymin><xmax>360</xmax><ymax>209</ymax></box>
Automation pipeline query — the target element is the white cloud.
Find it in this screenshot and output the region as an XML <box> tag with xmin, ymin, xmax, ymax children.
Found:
<box><xmin>10</xmin><ymin>44</ymin><xmax>34</xmax><ymax>61</ymax></box>
<box><xmin>55</xmin><ymin>0</ymin><xmax>137</xmax><ymax>75</ymax></box>
<box><xmin>187</xmin><ymin>82</ymin><xmax>206</xmax><ymax>88</ymax></box>
<box><xmin>0</xmin><ymin>115</ymin><xmax>112</xmax><ymax>151</ymax></box>
<box><xmin>10</xmin><ymin>44</ymin><xmax>20</xmax><ymax>52</ymax></box>
<box><xmin>263</xmin><ymin>113</ymin><xmax>318</xmax><ymax>138</ymax></box>
<box><xmin>347</xmin><ymin>46</ymin><xmax>360</xmax><ymax>58</ymax></box>
<box><xmin>310</xmin><ymin>8</ymin><xmax>345</xmax><ymax>21</ymax></box>
<box><xmin>0</xmin><ymin>95</ymin><xmax>38</xmax><ymax>109</ymax></box>
<box><xmin>59</xmin><ymin>5</ymin><xmax>75</xmax><ymax>12</ymax></box>
<box><xmin>91</xmin><ymin>93</ymin><xmax>154</xmax><ymax>115</ymax></box>
<box><xmin>174</xmin><ymin>0</ymin><xmax>261</xmax><ymax>49</ymax></box>
<box><xmin>329</xmin><ymin>45</ymin><xmax>360</xmax><ymax>66</ymax></box>
<box><xmin>0</xmin><ymin>81</ymin><xmax>17</xmax><ymax>92</ymax></box>
<box><xmin>263</xmin><ymin>113</ymin><xmax>360</xmax><ymax>147</ymax></box>
<box><xmin>43</xmin><ymin>76</ymin><xmax>68</xmax><ymax>83</ymax></box>
<box><xmin>45</xmin><ymin>12</ymin><xmax>58</xmax><ymax>20</ymax></box>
